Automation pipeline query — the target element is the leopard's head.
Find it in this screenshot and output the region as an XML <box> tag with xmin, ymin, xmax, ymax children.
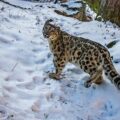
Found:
<box><xmin>42</xmin><ymin>19</ymin><xmax>61</xmax><ymax>41</ymax></box>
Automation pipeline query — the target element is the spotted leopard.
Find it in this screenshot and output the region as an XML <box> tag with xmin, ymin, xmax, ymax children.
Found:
<box><xmin>42</xmin><ymin>19</ymin><xmax>120</xmax><ymax>90</ymax></box>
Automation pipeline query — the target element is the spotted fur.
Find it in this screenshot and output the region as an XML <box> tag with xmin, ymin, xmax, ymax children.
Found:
<box><xmin>42</xmin><ymin>19</ymin><xmax>120</xmax><ymax>90</ymax></box>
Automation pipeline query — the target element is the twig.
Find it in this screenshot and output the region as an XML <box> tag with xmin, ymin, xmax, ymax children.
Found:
<box><xmin>11</xmin><ymin>62</ymin><xmax>18</xmax><ymax>72</ymax></box>
<box><xmin>0</xmin><ymin>0</ymin><xmax>31</xmax><ymax>10</ymax></box>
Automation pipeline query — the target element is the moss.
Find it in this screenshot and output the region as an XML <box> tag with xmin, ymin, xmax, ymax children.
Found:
<box><xmin>84</xmin><ymin>0</ymin><xmax>100</xmax><ymax>14</ymax></box>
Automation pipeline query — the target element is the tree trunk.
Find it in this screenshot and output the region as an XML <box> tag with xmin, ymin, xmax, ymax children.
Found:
<box><xmin>101</xmin><ymin>0</ymin><xmax>120</xmax><ymax>26</ymax></box>
<box><xmin>84</xmin><ymin>0</ymin><xmax>120</xmax><ymax>26</ymax></box>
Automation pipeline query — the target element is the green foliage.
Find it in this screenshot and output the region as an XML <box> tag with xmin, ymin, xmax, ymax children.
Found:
<box><xmin>84</xmin><ymin>0</ymin><xmax>100</xmax><ymax>14</ymax></box>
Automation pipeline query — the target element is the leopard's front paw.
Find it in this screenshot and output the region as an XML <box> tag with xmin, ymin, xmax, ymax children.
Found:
<box><xmin>49</xmin><ymin>73</ymin><xmax>60</xmax><ymax>80</ymax></box>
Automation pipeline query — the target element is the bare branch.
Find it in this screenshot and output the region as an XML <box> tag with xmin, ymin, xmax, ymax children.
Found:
<box><xmin>0</xmin><ymin>0</ymin><xmax>31</xmax><ymax>10</ymax></box>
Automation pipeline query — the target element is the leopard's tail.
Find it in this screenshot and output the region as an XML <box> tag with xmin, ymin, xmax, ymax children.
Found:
<box><xmin>103</xmin><ymin>52</ymin><xmax>120</xmax><ymax>90</ymax></box>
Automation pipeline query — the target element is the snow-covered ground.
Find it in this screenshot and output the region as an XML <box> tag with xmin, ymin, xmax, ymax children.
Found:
<box><xmin>0</xmin><ymin>1</ymin><xmax>120</xmax><ymax>120</ymax></box>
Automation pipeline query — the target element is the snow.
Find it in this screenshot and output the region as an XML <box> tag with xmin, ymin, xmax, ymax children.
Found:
<box><xmin>0</xmin><ymin>0</ymin><xmax>120</xmax><ymax>120</ymax></box>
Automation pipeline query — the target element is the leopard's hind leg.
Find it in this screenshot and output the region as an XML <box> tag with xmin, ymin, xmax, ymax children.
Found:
<box><xmin>84</xmin><ymin>65</ymin><xmax>103</xmax><ymax>88</ymax></box>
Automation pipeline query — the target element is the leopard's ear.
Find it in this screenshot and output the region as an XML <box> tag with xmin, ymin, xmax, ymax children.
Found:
<box><xmin>46</xmin><ymin>19</ymin><xmax>53</xmax><ymax>24</ymax></box>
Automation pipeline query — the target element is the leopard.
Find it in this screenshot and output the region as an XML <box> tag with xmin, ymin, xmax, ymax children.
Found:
<box><xmin>42</xmin><ymin>19</ymin><xmax>120</xmax><ymax>90</ymax></box>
